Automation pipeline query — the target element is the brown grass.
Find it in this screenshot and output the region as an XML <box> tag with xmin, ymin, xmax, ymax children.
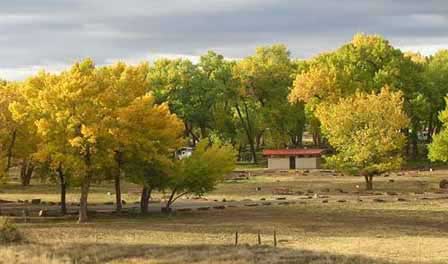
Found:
<box><xmin>1</xmin><ymin>171</ymin><xmax>448</xmax><ymax>263</ymax></box>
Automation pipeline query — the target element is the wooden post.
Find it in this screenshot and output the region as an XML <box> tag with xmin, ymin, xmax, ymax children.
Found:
<box><xmin>273</xmin><ymin>230</ymin><xmax>277</xmax><ymax>247</ymax></box>
<box><xmin>235</xmin><ymin>231</ymin><xmax>239</xmax><ymax>246</ymax></box>
<box><xmin>257</xmin><ymin>230</ymin><xmax>261</xmax><ymax>245</ymax></box>
<box><xmin>22</xmin><ymin>208</ymin><xmax>29</xmax><ymax>223</ymax></box>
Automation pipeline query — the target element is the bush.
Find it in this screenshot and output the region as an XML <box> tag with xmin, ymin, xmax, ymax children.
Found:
<box><xmin>0</xmin><ymin>217</ymin><xmax>22</xmax><ymax>244</ymax></box>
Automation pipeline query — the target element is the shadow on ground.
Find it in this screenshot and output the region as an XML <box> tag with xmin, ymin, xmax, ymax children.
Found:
<box><xmin>8</xmin><ymin>242</ymin><xmax>400</xmax><ymax>264</ymax></box>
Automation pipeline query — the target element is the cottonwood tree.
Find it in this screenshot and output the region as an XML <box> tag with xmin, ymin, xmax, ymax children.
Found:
<box><xmin>290</xmin><ymin>33</ymin><xmax>423</xmax><ymax>154</ymax></box>
<box><xmin>147</xmin><ymin>58</ymin><xmax>208</xmax><ymax>145</ymax></box>
<box><xmin>112</xmin><ymin>94</ymin><xmax>184</xmax><ymax>214</ymax></box>
<box><xmin>11</xmin><ymin>71</ymin><xmax>81</xmax><ymax>214</ymax></box>
<box><xmin>424</xmin><ymin>50</ymin><xmax>448</xmax><ymax>141</ymax></box>
<box><xmin>0</xmin><ymin>81</ymin><xmax>39</xmax><ymax>183</ymax></box>
<box><xmin>22</xmin><ymin>60</ymin><xmax>111</xmax><ymax>222</ymax></box>
<box><xmin>232</xmin><ymin>44</ymin><xmax>299</xmax><ymax>161</ymax></box>
<box><xmin>98</xmin><ymin>62</ymin><xmax>150</xmax><ymax>212</ymax></box>
<box><xmin>316</xmin><ymin>87</ymin><xmax>409</xmax><ymax>190</ymax></box>
<box><xmin>429</xmin><ymin>98</ymin><xmax>448</xmax><ymax>162</ymax></box>
<box><xmin>164</xmin><ymin>140</ymin><xmax>235</xmax><ymax>210</ymax></box>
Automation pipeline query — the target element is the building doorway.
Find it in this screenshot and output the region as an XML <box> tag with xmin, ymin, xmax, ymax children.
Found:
<box><xmin>289</xmin><ymin>156</ymin><xmax>296</xmax><ymax>169</ymax></box>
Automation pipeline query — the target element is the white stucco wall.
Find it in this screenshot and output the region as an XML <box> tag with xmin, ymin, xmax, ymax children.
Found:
<box><xmin>296</xmin><ymin>157</ymin><xmax>319</xmax><ymax>169</ymax></box>
<box><xmin>267</xmin><ymin>157</ymin><xmax>290</xmax><ymax>170</ymax></box>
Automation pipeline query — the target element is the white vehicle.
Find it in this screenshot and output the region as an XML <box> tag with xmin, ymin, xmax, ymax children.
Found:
<box><xmin>175</xmin><ymin>147</ymin><xmax>193</xmax><ymax>160</ymax></box>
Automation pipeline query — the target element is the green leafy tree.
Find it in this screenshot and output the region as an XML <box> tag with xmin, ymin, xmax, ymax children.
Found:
<box><xmin>429</xmin><ymin>98</ymin><xmax>448</xmax><ymax>162</ymax></box>
<box><xmin>164</xmin><ymin>140</ymin><xmax>235</xmax><ymax>210</ymax></box>
<box><xmin>290</xmin><ymin>33</ymin><xmax>423</xmax><ymax>154</ymax></box>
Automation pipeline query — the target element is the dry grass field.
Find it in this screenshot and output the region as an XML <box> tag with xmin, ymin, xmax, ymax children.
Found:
<box><xmin>1</xmin><ymin>169</ymin><xmax>448</xmax><ymax>263</ymax></box>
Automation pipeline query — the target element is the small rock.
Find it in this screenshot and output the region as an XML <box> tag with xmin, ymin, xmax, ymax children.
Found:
<box><xmin>397</xmin><ymin>198</ymin><xmax>407</xmax><ymax>202</ymax></box>
<box><xmin>245</xmin><ymin>203</ymin><xmax>259</xmax><ymax>207</ymax></box>
<box><xmin>389</xmin><ymin>179</ymin><xmax>395</xmax><ymax>183</ymax></box>
<box><xmin>440</xmin><ymin>179</ymin><xmax>448</xmax><ymax>189</ymax></box>
<box><xmin>373</xmin><ymin>198</ymin><xmax>386</xmax><ymax>203</ymax></box>
<box><xmin>321</xmin><ymin>188</ymin><xmax>330</xmax><ymax>193</ymax></box>
<box><xmin>222</xmin><ymin>198</ymin><xmax>227</xmax><ymax>202</ymax></box>
<box><xmin>337</xmin><ymin>199</ymin><xmax>346</xmax><ymax>203</ymax></box>
<box><xmin>278</xmin><ymin>202</ymin><xmax>290</xmax><ymax>205</ymax></box>
<box><xmin>260</xmin><ymin>198</ymin><xmax>266</xmax><ymax>201</ymax></box>
<box><xmin>276</xmin><ymin>197</ymin><xmax>287</xmax><ymax>200</ymax></box>
<box><xmin>177</xmin><ymin>208</ymin><xmax>192</xmax><ymax>212</ymax></box>
<box><xmin>306</xmin><ymin>189</ymin><xmax>314</xmax><ymax>194</ymax></box>
<box><xmin>322</xmin><ymin>200</ymin><xmax>329</xmax><ymax>203</ymax></box>
<box><xmin>262</xmin><ymin>202</ymin><xmax>272</xmax><ymax>206</ymax></box>
<box><xmin>255</xmin><ymin>187</ymin><xmax>261</xmax><ymax>191</ymax></box>
<box><xmin>38</xmin><ymin>209</ymin><xmax>48</xmax><ymax>217</ymax></box>
<box><xmin>213</xmin><ymin>205</ymin><xmax>226</xmax><ymax>210</ymax></box>
<box><xmin>31</xmin><ymin>199</ymin><xmax>41</xmax><ymax>205</ymax></box>
<box><xmin>386</xmin><ymin>192</ymin><xmax>398</xmax><ymax>196</ymax></box>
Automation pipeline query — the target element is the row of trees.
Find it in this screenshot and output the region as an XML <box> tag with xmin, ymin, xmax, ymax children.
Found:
<box><xmin>2</xmin><ymin>32</ymin><xmax>448</xmax><ymax>203</ymax></box>
<box><xmin>0</xmin><ymin>60</ymin><xmax>235</xmax><ymax>222</ymax></box>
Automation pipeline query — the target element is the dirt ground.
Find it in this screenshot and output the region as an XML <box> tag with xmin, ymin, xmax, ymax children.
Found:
<box><xmin>1</xmin><ymin>169</ymin><xmax>448</xmax><ymax>263</ymax></box>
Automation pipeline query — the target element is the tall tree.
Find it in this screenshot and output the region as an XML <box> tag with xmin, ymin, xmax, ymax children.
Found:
<box><xmin>290</xmin><ymin>34</ymin><xmax>423</xmax><ymax>154</ymax></box>
<box><xmin>98</xmin><ymin>62</ymin><xmax>150</xmax><ymax>212</ymax></box>
<box><xmin>112</xmin><ymin>94</ymin><xmax>184</xmax><ymax>214</ymax></box>
<box><xmin>232</xmin><ymin>44</ymin><xmax>297</xmax><ymax>161</ymax></box>
<box><xmin>316</xmin><ymin>87</ymin><xmax>409</xmax><ymax>190</ymax></box>
<box><xmin>429</xmin><ymin>98</ymin><xmax>448</xmax><ymax>162</ymax></box>
<box><xmin>424</xmin><ymin>50</ymin><xmax>448</xmax><ymax>141</ymax></box>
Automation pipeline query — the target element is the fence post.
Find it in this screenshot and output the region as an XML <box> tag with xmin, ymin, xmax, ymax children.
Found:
<box><xmin>22</xmin><ymin>208</ymin><xmax>29</xmax><ymax>223</ymax></box>
<box><xmin>273</xmin><ymin>230</ymin><xmax>277</xmax><ymax>247</ymax></box>
<box><xmin>258</xmin><ymin>230</ymin><xmax>261</xmax><ymax>245</ymax></box>
<box><xmin>235</xmin><ymin>231</ymin><xmax>239</xmax><ymax>246</ymax></box>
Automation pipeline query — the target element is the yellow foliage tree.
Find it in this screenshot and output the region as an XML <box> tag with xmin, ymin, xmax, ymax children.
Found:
<box><xmin>316</xmin><ymin>87</ymin><xmax>409</xmax><ymax>190</ymax></box>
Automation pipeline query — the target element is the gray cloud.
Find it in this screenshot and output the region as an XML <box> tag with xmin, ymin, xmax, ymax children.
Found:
<box><xmin>1</xmin><ymin>0</ymin><xmax>448</xmax><ymax>79</ymax></box>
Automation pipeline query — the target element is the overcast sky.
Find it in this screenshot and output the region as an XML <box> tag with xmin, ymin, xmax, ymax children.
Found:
<box><xmin>1</xmin><ymin>0</ymin><xmax>447</xmax><ymax>80</ymax></box>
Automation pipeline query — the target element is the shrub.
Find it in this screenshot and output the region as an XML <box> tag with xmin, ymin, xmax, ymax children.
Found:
<box><xmin>0</xmin><ymin>217</ymin><xmax>23</xmax><ymax>244</ymax></box>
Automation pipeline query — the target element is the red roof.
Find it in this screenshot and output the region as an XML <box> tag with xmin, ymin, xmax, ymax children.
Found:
<box><xmin>262</xmin><ymin>149</ymin><xmax>325</xmax><ymax>156</ymax></box>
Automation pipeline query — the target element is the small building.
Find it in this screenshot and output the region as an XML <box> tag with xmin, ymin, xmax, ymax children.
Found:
<box><xmin>262</xmin><ymin>149</ymin><xmax>325</xmax><ymax>170</ymax></box>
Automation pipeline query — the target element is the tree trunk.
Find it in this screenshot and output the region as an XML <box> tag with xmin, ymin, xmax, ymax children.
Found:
<box><xmin>140</xmin><ymin>186</ymin><xmax>151</xmax><ymax>214</ymax></box>
<box><xmin>78</xmin><ymin>150</ymin><xmax>92</xmax><ymax>223</ymax></box>
<box><xmin>20</xmin><ymin>159</ymin><xmax>34</xmax><ymax>186</ymax></box>
<box><xmin>5</xmin><ymin>129</ymin><xmax>17</xmax><ymax>173</ymax></box>
<box><xmin>427</xmin><ymin>111</ymin><xmax>434</xmax><ymax>143</ymax></box>
<box><xmin>114</xmin><ymin>151</ymin><xmax>124</xmax><ymax>213</ymax></box>
<box><xmin>165</xmin><ymin>188</ymin><xmax>177</xmax><ymax>211</ymax></box>
<box><xmin>200</xmin><ymin>125</ymin><xmax>208</xmax><ymax>139</ymax></box>
<box><xmin>364</xmin><ymin>175</ymin><xmax>373</xmax><ymax>190</ymax></box>
<box><xmin>57</xmin><ymin>165</ymin><xmax>67</xmax><ymax>215</ymax></box>
<box><xmin>114</xmin><ymin>173</ymin><xmax>122</xmax><ymax>212</ymax></box>
<box><xmin>235</xmin><ymin>103</ymin><xmax>257</xmax><ymax>163</ymax></box>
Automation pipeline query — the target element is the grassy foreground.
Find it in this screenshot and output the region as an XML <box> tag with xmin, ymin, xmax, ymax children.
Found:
<box><xmin>1</xmin><ymin>201</ymin><xmax>448</xmax><ymax>264</ymax></box>
<box><xmin>1</xmin><ymin>170</ymin><xmax>448</xmax><ymax>263</ymax></box>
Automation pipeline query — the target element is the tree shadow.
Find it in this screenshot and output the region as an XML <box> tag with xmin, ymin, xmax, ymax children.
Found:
<box><xmin>30</xmin><ymin>242</ymin><xmax>401</xmax><ymax>264</ymax></box>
